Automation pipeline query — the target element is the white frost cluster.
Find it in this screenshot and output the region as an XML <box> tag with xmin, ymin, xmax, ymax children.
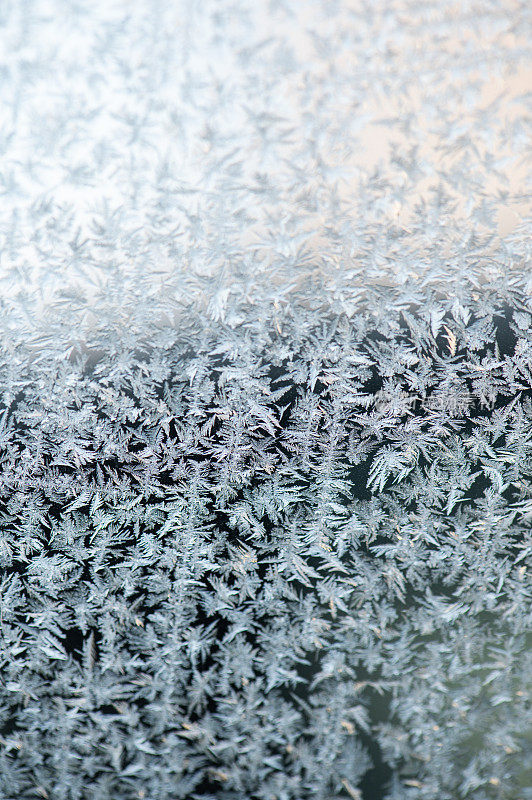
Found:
<box><xmin>0</xmin><ymin>2</ymin><xmax>530</xmax><ymax>799</ymax></box>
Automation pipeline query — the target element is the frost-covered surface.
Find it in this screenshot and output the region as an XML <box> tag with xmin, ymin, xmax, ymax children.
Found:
<box><xmin>0</xmin><ymin>2</ymin><xmax>531</xmax><ymax>799</ymax></box>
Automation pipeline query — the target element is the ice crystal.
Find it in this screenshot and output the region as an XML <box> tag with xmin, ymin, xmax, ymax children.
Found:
<box><xmin>0</xmin><ymin>2</ymin><xmax>531</xmax><ymax>799</ymax></box>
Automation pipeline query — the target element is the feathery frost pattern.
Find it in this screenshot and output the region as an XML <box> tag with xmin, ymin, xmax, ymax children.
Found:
<box><xmin>0</xmin><ymin>1</ymin><xmax>531</xmax><ymax>799</ymax></box>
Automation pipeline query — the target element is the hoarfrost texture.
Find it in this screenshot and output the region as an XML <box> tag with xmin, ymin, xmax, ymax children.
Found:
<box><xmin>0</xmin><ymin>2</ymin><xmax>531</xmax><ymax>799</ymax></box>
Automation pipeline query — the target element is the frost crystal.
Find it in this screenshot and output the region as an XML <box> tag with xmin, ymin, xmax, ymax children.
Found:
<box><xmin>0</xmin><ymin>2</ymin><xmax>531</xmax><ymax>799</ymax></box>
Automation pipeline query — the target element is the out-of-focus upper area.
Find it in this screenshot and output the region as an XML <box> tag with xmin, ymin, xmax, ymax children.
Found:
<box><xmin>0</xmin><ymin>0</ymin><xmax>530</xmax><ymax>336</ymax></box>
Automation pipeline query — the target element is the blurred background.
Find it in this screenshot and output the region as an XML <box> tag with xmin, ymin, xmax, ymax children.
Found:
<box><xmin>0</xmin><ymin>0</ymin><xmax>530</xmax><ymax>336</ymax></box>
